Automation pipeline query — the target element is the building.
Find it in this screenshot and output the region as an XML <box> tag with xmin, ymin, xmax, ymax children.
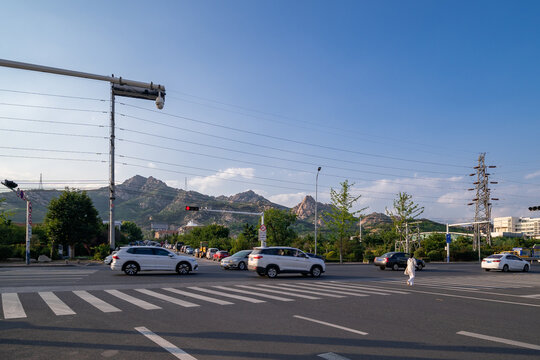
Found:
<box><xmin>154</xmin><ymin>230</ymin><xmax>178</xmax><ymax>240</ymax></box>
<box><xmin>150</xmin><ymin>223</ymin><xmax>169</xmax><ymax>231</ymax></box>
<box><xmin>492</xmin><ymin>217</ymin><xmax>540</xmax><ymax>238</ymax></box>
<box><xmin>178</xmin><ymin>220</ymin><xmax>200</xmax><ymax>234</ymax></box>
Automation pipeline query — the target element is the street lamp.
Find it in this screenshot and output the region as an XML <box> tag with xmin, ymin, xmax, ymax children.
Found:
<box><xmin>2</xmin><ymin>179</ymin><xmax>32</xmax><ymax>265</ymax></box>
<box><xmin>314</xmin><ymin>166</ymin><xmax>321</xmax><ymax>255</ymax></box>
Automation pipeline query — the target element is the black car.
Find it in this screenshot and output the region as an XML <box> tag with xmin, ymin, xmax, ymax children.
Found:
<box><xmin>374</xmin><ymin>252</ymin><xmax>425</xmax><ymax>271</ymax></box>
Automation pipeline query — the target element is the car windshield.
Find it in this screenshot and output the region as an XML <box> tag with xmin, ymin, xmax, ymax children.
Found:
<box><xmin>380</xmin><ymin>252</ymin><xmax>394</xmax><ymax>257</ymax></box>
<box><xmin>486</xmin><ymin>254</ymin><xmax>503</xmax><ymax>259</ymax></box>
<box><xmin>232</xmin><ymin>250</ymin><xmax>250</xmax><ymax>257</ymax></box>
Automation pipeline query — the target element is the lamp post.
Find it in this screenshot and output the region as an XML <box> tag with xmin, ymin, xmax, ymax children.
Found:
<box><xmin>0</xmin><ymin>59</ymin><xmax>165</xmax><ymax>250</ymax></box>
<box><xmin>2</xmin><ymin>180</ymin><xmax>31</xmax><ymax>265</ymax></box>
<box><xmin>314</xmin><ymin>166</ymin><xmax>321</xmax><ymax>255</ymax></box>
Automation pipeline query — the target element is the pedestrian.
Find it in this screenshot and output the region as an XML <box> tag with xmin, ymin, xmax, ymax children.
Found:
<box><xmin>404</xmin><ymin>253</ymin><xmax>417</xmax><ymax>286</ymax></box>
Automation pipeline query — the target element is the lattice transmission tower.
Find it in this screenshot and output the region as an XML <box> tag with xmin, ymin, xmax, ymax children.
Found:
<box><xmin>467</xmin><ymin>153</ymin><xmax>498</xmax><ymax>249</ymax></box>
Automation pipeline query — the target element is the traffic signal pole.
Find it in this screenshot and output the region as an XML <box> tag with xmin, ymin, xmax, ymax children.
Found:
<box><xmin>2</xmin><ymin>180</ymin><xmax>32</xmax><ymax>265</ymax></box>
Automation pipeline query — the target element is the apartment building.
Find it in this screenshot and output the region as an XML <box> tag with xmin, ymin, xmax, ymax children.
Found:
<box><xmin>492</xmin><ymin>216</ymin><xmax>540</xmax><ymax>238</ymax></box>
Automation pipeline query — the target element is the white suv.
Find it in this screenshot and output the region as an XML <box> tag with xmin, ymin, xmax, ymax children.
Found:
<box><xmin>110</xmin><ymin>246</ymin><xmax>198</xmax><ymax>275</ymax></box>
<box><xmin>248</xmin><ymin>246</ymin><xmax>325</xmax><ymax>278</ymax></box>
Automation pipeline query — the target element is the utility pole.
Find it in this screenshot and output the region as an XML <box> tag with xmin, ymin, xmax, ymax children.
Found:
<box><xmin>2</xmin><ymin>180</ymin><xmax>32</xmax><ymax>265</ymax></box>
<box><xmin>467</xmin><ymin>153</ymin><xmax>498</xmax><ymax>252</ymax></box>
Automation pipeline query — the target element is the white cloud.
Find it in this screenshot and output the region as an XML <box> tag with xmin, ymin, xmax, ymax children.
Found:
<box><xmin>268</xmin><ymin>192</ymin><xmax>307</xmax><ymax>207</ymax></box>
<box><xmin>189</xmin><ymin>168</ymin><xmax>255</xmax><ymax>194</ymax></box>
<box><xmin>525</xmin><ymin>170</ymin><xmax>540</xmax><ymax>180</ymax></box>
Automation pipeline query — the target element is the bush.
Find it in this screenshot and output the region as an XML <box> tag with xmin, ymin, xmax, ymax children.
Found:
<box><xmin>0</xmin><ymin>245</ymin><xmax>13</xmax><ymax>259</ymax></box>
<box><xmin>427</xmin><ymin>250</ymin><xmax>444</xmax><ymax>261</ymax></box>
<box><xmin>325</xmin><ymin>251</ymin><xmax>338</xmax><ymax>261</ymax></box>
<box><xmin>363</xmin><ymin>250</ymin><xmax>376</xmax><ymax>262</ymax></box>
<box><xmin>93</xmin><ymin>243</ymin><xmax>111</xmax><ymax>261</ymax></box>
<box><xmin>414</xmin><ymin>248</ymin><xmax>426</xmax><ymax>258</ymax></box>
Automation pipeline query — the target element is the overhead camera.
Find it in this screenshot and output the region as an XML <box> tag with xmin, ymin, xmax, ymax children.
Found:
<box><xmin>155</xmin><ymin>91</ymin><xmax>164</xmax><ymax>110</ymax></box>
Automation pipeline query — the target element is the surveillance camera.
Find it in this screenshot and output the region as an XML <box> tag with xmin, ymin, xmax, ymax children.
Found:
<box><xmin>155</xmin><ymin>92</ymin><xmax>164</xmax><ymax>110</ymax></box>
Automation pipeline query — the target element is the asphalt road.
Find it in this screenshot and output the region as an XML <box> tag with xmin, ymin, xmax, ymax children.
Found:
<box><xmin>1</xmin><ymin>259</ymin><xmax>539</xmax><ymax>360</ymax></box>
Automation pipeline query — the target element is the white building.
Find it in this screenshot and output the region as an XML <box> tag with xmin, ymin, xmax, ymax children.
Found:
<box><xmin>492</xmin><ymin>217</ymin><xmax>540</xmax><ymax>238</ymax></box>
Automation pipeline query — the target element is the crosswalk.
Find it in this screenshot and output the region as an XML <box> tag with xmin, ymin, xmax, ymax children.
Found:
<box><xmin>372</xmin><ymin>275</ymin><xmax>537</xmax><ymax>291</ymax></box>
<box><xmin>0</xmin><ymin>281</ymin><xmax>407</xmax><ymax>320</ymax></box>
<box><xmin>0</xmin><ymin>268</ymin><xmax>97</xmax><ymax>283</ymax></box>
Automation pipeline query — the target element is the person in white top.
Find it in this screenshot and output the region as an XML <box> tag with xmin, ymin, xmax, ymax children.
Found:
<box><xmin>404</xmin><ymin>253</ymin><xmax>417</xmax><ymax>286</ymax></box>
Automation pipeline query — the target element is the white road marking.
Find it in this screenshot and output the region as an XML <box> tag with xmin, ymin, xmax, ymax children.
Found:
<box><xmin>2</xmin><ymin>293</ymin><xmax>26</xmax><ymax>319</ymax></box>
<box><xmin>187</xmin><ymin>286</ymin><xmax>265</xmax><ymax>303</ymax></box>
<box><xmin>521</xmin><ymin>294</ymin><xmax>540</xmax><ymax>299</ymax></box>
<box><xmin>312</xmin><ymin>282</ymin><xmax>390</xmax><ymax>295</ymax></box>
<box><xmin>267</xmin><ymin>284</ymin><xmax>343</xmax><ymax>298</ymax></box>
<box><xmin>318</xmin><ymin>352</ymin><xmax>351</xmax><ymax>360</ymax></box>
<box><xmin>283</xmin><ymin>283</ymin><xmax>369</xmax><ymax>297</ymax></box>
<box><xmin>212</xmin><ymin>286</ymin><xmax>294</xmax><ymax>301</ymax></box>
<box><xmin>135</xmin><ymin>289</ymin><xmax>199</xmax><ymax>308</ymax></box>
<box><xmin>293</xmin><ymin>315</ymin><xmax>368</xmax><ymax>336</ymax></box>
<box><xmin>73</xmin><ymin>290</ymin><xmax>121</xmax><ymax>313</ymax></box>
<box><xmin>105</xmin><ymin>290</ymin><xmax>161</xmax><ymax>310</ymax></box>
<box><xmin>135</xmin><ymin>326</ymin><xmax>197</xmax><ymax>360</ymax></box>
<box><xmin>163</xmin><ymin>288</ymin><xmax>233</xmax><ymax>305</ymax></box>
<box><xmin>39</xmin><ymin>292</ymin><xmax>76</xmax><ymax>315</ymax></box>
<box><xmin>236</xmin><ymin>284</ymin><xmax>322</xmax><ymax>299</ymax></box>
<box><xmin>404</xmin><ymin>289</ymin><xmax>540</xmax><ymax>308</ymax></box>
<box><xmin>329</xmin><ymin>281</ymin><xmax>409</xmax><ymax>294</ymax></box>
<box><xmin>457</xmin><ymin>331</ymin><xmax>540</xmax><ymax>351</ymax></box>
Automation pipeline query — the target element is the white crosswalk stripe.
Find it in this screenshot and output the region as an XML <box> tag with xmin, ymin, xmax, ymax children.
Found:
<box><xmin>236</xmin><ymin>284</ymin><xmax>323</xmax><ymax>299</ymax></box>
<box><xmin>135</xmin><ymin>289</ymin><xmax>200</xmax><ymax>308</ymax></box>
<box><xmin>313</xmin><ymin>282</ymin><xmax>391</xmax><ymax>295</ymax></box>
<box><xmin>187</xmin><ymin>286</ymin><xmax>266</xmax><ymax>303</ymax></box>
<box><xmin>255</xmin><ymin>284</ymin><xmax>343</xmax><ymax>298</ymax></box>
<box><xmin>278</xmin><ymin>283</ymin><xmax>369</xmax><ymax>297</ymax></box>
<box><xmin>73</xmin><ymin>290</ymin><xmax>121</xmax><ymax>313</ymax></box>
<box><xmin>105</xmin><ymin>290</ymin><xmax>162</xmax><ymax>310</ymax></box>
<box><xmin>2</xmin><ymin>293</ymin><xmax>26</xmax><ymax>319</ymax></box>
<box><xmin>213</xmin><ymin>285</ymin><xmax>294</xmax><ymax>301</ymax></box>
<box><xmin>163</xmin><ymin>288</ymin><xmax>234</xmax><ymax>305</ymax></box>
<box><xmin>329</xmin><ymin>281</ymin><xmax>410</xmax><ymax>294</ymax></box>
<box><xmin>39</xmin><ymin>291</ymin><xmax>76</xmax><ymax>315</ymax></box>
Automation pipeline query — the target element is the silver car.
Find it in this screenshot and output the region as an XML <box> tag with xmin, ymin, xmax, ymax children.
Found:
<box><xmin>221</xmin><ymin>250</ymin><xmax>252</xmax><ymax>270</ymax></box>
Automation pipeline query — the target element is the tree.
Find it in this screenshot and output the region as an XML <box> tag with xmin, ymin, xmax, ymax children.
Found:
<box><xmin>263</xmin><ymin>208</ymin><xmax>297</xmax><ymax>246</ymax></box>
<box><xmin>121</xmin><ymin>221</ymin><xmax>143</xmax><ymax>243</ymax></box>
<box><xmin>386</xmin><ymin>192</ymin><xmax>424</xmax><ymax>248</ymax></box>
<box><xmin>323</xmin><ymin>180</ymin><xmax>367</xmax><ymax>263</ymax></box>
<box><xmin>44</xmin><ymin>189</ymin><xmax>101</xmax><ymax>259</ymax></box>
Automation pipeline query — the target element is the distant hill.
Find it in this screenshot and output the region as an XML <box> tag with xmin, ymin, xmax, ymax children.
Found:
<box><xmin>1</xmin><ymin>175</ymin><xmax>450</xmax><ymax>234</ymax></box>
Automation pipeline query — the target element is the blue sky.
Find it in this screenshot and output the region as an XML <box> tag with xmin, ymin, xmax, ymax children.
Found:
<box><xmin>1</xmin><ymin>0</ymin><xmax>539</xmax><ymax>223</ymax></box>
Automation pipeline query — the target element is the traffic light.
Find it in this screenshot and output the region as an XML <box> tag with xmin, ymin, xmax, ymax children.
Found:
<box><xmin>185</xmin><ymin>206</ymin><xmax>199</xmax><ymax>211</ymax></box>
<box><xmin>2</xmin><ymin>179</ymin><xmax>18</xmax><ymax>189</ymax></box>
<box><xmin>529</xmin><ymin>206</ymin><xmax>540</xmax><ymax>211</ymax></box>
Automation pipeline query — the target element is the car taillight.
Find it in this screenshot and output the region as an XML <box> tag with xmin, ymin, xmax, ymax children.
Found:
<box><xmin>253</xmin><ymin>255</ymin><xmax>263</xmax><ymax>259</ymax></box>
<box><xmin>112</xmin><ymin>255</ymin><xmax>119</xmax><ymax>259</ymax></box>
<box><xmin>383</xmin><ymin>257</ymin><xmax>388</xmax><ymax>263</ymax></box>
<box><xmin>493</xmin><ymin>260</ymin><xmax>500</xmax><ymax>263</ymax></box>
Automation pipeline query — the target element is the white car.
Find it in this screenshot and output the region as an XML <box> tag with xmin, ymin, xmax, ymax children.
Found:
<box><xmin>110</xmin><ymin>246</ymin><xmax>198</xmax><ymax>275</ymax></box>
<box><xmin>103</xmin><ymin>251</ymin><xmax>117</xmax><ymax>265</ymax></box>
<box><xmin>481</xmin><ymin>253</ymin><xmax>530</xmax><ymax>272</ymax></box>
<box><xmin>248</xmin><ymin>246</ymin><xmax>326</xmax><ymax>278</ymax></box>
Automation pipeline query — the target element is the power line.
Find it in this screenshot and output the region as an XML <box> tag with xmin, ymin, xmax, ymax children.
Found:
<box><xmin>0</xmin><ymin>88</ymin><xmax>108</xmax><ymax>102</ymax></box>
<box><xmin>0</xmin><ymin>128</ymin><xmax>108</xmax><ymax>139</ymax></box>
<box><xmin>0</xmin><ymin>102</ymin><xmax>107</xmax><ymax>113</ymax></box>
<box><xmin>0</xmin><ymin>115</ymin><xmax>106</xmax><ymax>128</ymax></box>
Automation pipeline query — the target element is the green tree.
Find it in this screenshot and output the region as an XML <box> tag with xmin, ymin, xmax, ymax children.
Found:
<box><xmin>44</xmin><ymin>189</ymin><xmax>101</xmax><ymax>259</ymax></box>
<box><xmin>263</xmin><ymin>208</ymin><xmax>297</xmax><ymax>246</ymax></box>
<box><xmin>386</xmin><ymin>192</ymin><xmax>424</xmax><ymax>246</ymax></box>
<box><xmin>121</xmin><ymin>221</ymin><xmax>143</xmax><ymax>243</ymax></box>
<box><xmin>323</xmin><ymin>180</ymin><xmax>367</xmax><ymax>263</ymax></box>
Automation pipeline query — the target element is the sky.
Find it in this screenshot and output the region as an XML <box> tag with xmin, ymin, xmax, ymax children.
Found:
<box><xmin>1</xmin><ymin>0</ymin><xmax>539</xmax><ymax>224</ymax></box>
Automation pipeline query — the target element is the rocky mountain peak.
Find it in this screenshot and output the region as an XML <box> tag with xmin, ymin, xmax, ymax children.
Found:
<box><xmin>228</xmin><ymin>190</ymin><xmax>266</xmax><ymax>203</ymax></box>
<box><xmin>292</xmin><ymin>195</ymin><xmax>331</xmax><ymax>220</ymax></box>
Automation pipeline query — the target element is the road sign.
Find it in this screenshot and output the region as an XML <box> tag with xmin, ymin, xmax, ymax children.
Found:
<box><xmin>446</xmin><ymin>233</ymin><xmax>452</xmax><ymax>243</ymax></box>
<box><xmin>259</xmin><ymin>226</ymin><xmax>267</xmax><ymax>247</ymax></box>
<box><xmin>260</xmin><ymin>224</ymin><xmax>266</xmax><ymax>232</ymax></box>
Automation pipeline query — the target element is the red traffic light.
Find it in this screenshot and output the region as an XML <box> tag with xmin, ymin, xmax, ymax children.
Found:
<box><xmin>185</xmin><ymin>206</ymin><xmax>199</xmax><ymax>211</ymax></box>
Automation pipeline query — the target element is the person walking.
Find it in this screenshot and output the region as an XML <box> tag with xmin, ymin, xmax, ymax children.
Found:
<box><xmin>404</xmin><ymin>253</ymin><xmax>417</xmax><ymax>286</ymax></box>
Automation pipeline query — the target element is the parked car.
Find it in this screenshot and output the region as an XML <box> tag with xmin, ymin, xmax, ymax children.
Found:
<box><xmin>374</xmin><ymin>252</ymin><xmax>425</xmax><ymax>271</ymax></box>
<box><xmin>213</xmin><ymin>250</ymin><xmax>229</xmax><ymax>261</ymax></box>
<box><xmin>185</xmin><ymin>246</ymin><xmax>194</xmax><ymax>255</ymax></box>
<box><xmin>481</xmin><ymin>253</ymin><xmax>530</xmax><ymax>272</ymax></box>
<box><xmin>221</xmin><ymin>250</ymin><xmax>252</xmax><ymax>270</ymax></box>
<box><xmin>193</xmin><ymin>248</ymin><xmax>200</xmax><ymax>257</ymax></box>
<box><xmin>206</xmin><ymin>248</ymin><xmax>219</xmax><ymax>260</ymax></box>
<box><xmin>248</xmin><ymin>246</ymin><xmax>325</xmax><ymax>278</ymax></box>
<box><xmin>103</xmin><ymin>251</ymin><xmax>118</xmax><ymax>265</ymax></box>
<box><xmin>110</xmin><ymin>246</ymin><xmax>198</xmax><ymax>275</ymax></box>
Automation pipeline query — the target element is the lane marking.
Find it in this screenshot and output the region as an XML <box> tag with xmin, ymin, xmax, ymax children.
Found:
<box><xmin>329</xmin><ymin>281</ymin><xmax>409</xmax><ymax>294</ymax></box>
<box><xmin>269</xmin><ymin>284</ymin><xmax>343</xmax><ymax>298</ymax></box>
<box><xmin>293</xmin><ymin>315</ymin><xmax>368</xmax><ymax>336</ymax></box>
<box><xmin>163</xmin><ymin>288</ymin><xmax>233</xmax><ymax>305</ymax></box>
<box><xmin>105</xmin><ymin>290</ymin><xmax>161</xmax><ymax>310</ymax></box>
<box><xmin>312</xmin><ymin>282</ymin><xmax>390</xmax><ymax>295</ymax></box>
<box><xmin>457</xmin><ymin>331</ymin><xmax>540</xmax><ymax>351</ymax></box>
<box><xmin>521</xmin><ymin>294</ymin><xmax>540</xmax><ymax>299</ymax></box>
<box><xmin>2</xmin><ymin>293</ymin><xmax>26</xmax><ymax>319</ymax></box>
<box><xmin>187</xmin><ymin>286</ymin><xmax>265</xmax><ymax>303</ymax></box>
<box><xmin>283</xmin><ymin>283</ymin><xmax>369</xmax><ymax>297</ymax></box>
<box><xmin>318</xmin><ymin>352</ymin><xmax>351</xmax><ymax>360</ymax></box>
<box><xmin>39</xmin><ymin>292</ymin><xmax>76</xmax><ymax>315</ymax></box>
<box><xmin>135</xmin><ymin>289</ymin><xmax>199</xmax><ymax>308</ymax></box>
<box><xmin>212</xmin><ymin>286</ymin><xmax>294</xmax><ymax>302</ymax></box>
<box><xmin>73</xmin><ymin>290</ymin><xmax>121</xmax><ymax>313</ymax></box>
<box><xmin>135</xmin><ymin>326</ymin><xmax>197</xmax><ymax>360</ymax></box>
<box><xmin>236</xmin><ymin>284</ymin><xmax>322</xmax><ymax>299</ymax></box>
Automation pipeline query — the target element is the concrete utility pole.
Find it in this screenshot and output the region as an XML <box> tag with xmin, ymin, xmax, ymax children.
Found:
<box><xmin>1</xmin><ymin>180</ymin><xmax>32</xmax><ymax>265</ymax></box>
<box><xmin>314</xmin><ymin>166</ymin><xmax>321</xmax><ymax>255</ymax></box>
<box><xmin>467</xmin><ymin>153</ymin><xmax>498</xmax><ymax>252</ymax></box>
<box><xmin>0</xmin><ymin>59</ymin><xmax>166</xmax><ymax>250</ymax></box>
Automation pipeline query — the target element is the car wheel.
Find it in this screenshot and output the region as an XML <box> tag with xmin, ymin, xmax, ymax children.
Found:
<box><xmin>392</xmin><ymin>263</ymin><xmax>399</xmax><ymax>271</ymax></box>
<box><xmin>238</xmin><ymin>262</ymin><xmax>246</xmax><ymax>271</ymax></box>
<box><xmin>310</xmin><ymin>265</ymin><xmax>322</xmax><ymax>278</ymax></box>
<box><xmin>266</xmin><ymin>266</ymin><xmax>278</xmax><ymax>278</ymax></box>
<box><xmin>176</xmin><ymin>262</ymin><xmax>191</xmax><ymax>275</ymax></box>
<box><xmin>484</xmin><ymin>269</ymin><xmax>490</xmax><ymax>271</ymax></box>
<box><xmin>523</xmin><ymin>264</ymin><xmax>529</xmax><ymax>272</ymax></box>
<box><xmin>123</xmin><ymin>262</ymin><xmax>139</xmax><ymax>276</ymax></box>
<box><xmin>416</xmin><ymin>263</ymin><xmax>423</xmax><ymax>271</ymax></box>
<box><xmin>502</xmin><ymin>264</ymin><xmax>509</xmax><ymax>272</ymax></box>
<box><xmin>257</xmin><ymin>270</ymin><xmax>266</xmax><ymax>277</ymax></box>
<box><xmin>379</xmin><ymin>266</ymin><xmax>386</xmax><ymax>270</ymax></box>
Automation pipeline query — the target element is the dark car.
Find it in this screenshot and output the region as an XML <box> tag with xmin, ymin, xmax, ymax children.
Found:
<box><xmin>374</xmin><ymin>252</ymin><xmax>425</xmax><ymax>271</ymax></box>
